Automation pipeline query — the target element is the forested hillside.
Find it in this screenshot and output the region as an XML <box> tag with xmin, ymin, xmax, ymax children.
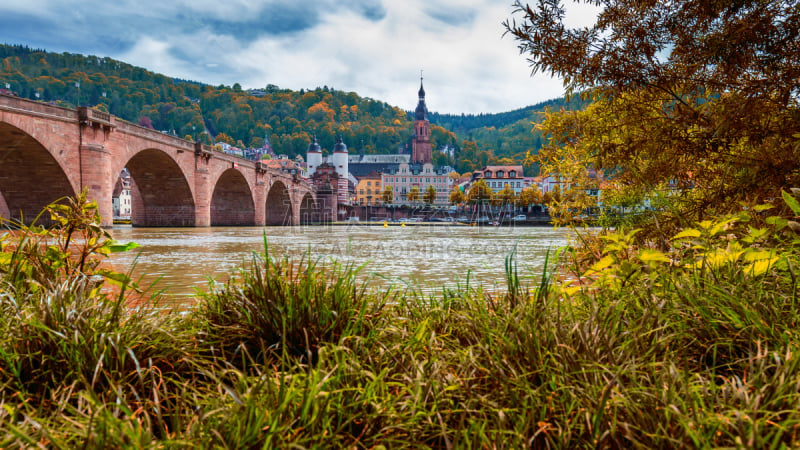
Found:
<box><xmin>432</xmin><ymin>96</ymin><xmax>590</xmax><ymax>171</ymax></box>
<box><xmin>0</xmin><ymin>44</ymin><xmax>588</xmax><ymax>174</ymax></box>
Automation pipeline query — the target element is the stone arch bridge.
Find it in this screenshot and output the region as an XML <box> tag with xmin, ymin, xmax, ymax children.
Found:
<box><xmin>0</xmin><ymin>94</ymin><xmax>320</xmax><ymax>227</ymax></box>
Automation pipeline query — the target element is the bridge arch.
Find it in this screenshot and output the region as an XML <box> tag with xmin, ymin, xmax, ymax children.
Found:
<box><xmin>265</xmin><ymin>180</ymin><xmax>293</xmax><ymax>226</ymax></box>
<box><xmin>0</xmin><ymin>121</ymin><xmax>76</xmax><ymax>224</ymax></box>
<box><xmin>210</xmin><ymin>169</ymin><xmax>255</xmax><ymax>226</ymax></box>
<box><xmin>298</xmin><ymin>193</ymin><xmax>318</xmax><ymax>225</ymax></box>
<box><xmin>123</xmin><ymin>148</ymin><xmax>195</xmax><ymax>227</ymax></box>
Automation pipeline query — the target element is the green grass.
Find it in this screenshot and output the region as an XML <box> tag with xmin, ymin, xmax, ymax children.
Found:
<box><xmin>1</xmin><ymin>196</ymin><xmax>800</xmax><ymax>448</ymax></box>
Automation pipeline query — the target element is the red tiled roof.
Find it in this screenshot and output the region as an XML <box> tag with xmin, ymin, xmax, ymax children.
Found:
<box><xmin>475</xmin><ymin>165</ymin><xmax>524</xmax><ymax>178</ymax></box>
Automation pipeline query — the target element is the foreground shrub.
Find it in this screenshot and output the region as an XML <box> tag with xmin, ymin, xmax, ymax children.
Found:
<box><xmin>0</xmin><ymin>192</ymin><xmax>199</xmax><ymax>445</ymax></box>
<box><xmin>1</xmin><ymin>194</ymin><xmax>800</xmax><ymax>447</ymax></box>
<box><xmin>196</xmin><ymin>248</ymin><xmax>390</xmax><ymax>367</ymax></box>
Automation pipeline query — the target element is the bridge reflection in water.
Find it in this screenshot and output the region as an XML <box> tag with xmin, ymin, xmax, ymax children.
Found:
<box><xmin>107</xmin><ymin>224</ymin><xmax>570</xmax><ymax>301</ymax></box>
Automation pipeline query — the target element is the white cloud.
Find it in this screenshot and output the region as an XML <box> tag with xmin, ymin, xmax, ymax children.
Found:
<box><xmin>212</xmin><ymin>0</ymin><xmax>571</xmax><ymax>113</ymax></box>
<box><xmin>0</xmin><ymin>0</ymin><xmax>599</xmax><ymax>113</ymax></box>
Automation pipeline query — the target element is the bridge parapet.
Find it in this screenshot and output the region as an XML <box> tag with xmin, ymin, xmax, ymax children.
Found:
<box><xmin>0</xmin><ymin>93</ymin><xmax>77</xmax><ymax>123</ymax></box>
<box><xmin>194</xmin><ymin>142</ymin><xmax>214</xmax><ymax>162</ymax></box>
<box><xmin>78</xmin><ymin>107</ymin><xmax>115</xmax><ymax>129</ymax></box>
<box><xmin>115</xmin><ymin>119</ymin><xmax>195</xmax><ymax>152</ymax></box>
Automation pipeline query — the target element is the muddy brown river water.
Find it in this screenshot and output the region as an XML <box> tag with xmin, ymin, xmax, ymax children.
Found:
<box><xmin>108</xmin><ymin>223</ymin><xmax>572</xmax><ymax>299</ymax></box>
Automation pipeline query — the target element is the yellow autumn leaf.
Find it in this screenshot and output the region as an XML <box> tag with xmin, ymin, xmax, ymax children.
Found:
<box><xmin>745</xmin><ymin>257</ymin><xmax>780</xmax><ymax>276</ymax></box>
<box><xmin>638</xmin><ymin>249</ymin><xmax>670</xmax><ymax>264</ymax></box>
<box><xmin>589</xmin><ymin>255</ymin><xmax>616</xmax><ymax>273</ymax></box>
<box><xmin>744</xmin><ymin>250</ymin><xmax>774</xmax><ymax>262</ymax></box>
<box><xmin>673</xmin><ymin>229</ymin><xmax>701</xmax><ymax>240</ymax></box>
<box><xmin>562</xmin><ymin>285</ymin><xmax>582</xmax><ymax>296</ymax></box>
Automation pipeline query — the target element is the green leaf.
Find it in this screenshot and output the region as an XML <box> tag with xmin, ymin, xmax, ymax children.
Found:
<box><xmin>97</xmin><ymin>269</ymin><xmax>132</xmax><ymax>287</ymax></box>
<box><xmin>753</xmin><ymin>204</ymin><xmax>774</xmax><ymax>212</ymax></box>
<box><xmin>782</xmin><ymin>190</ymin><xmax>800</xmax><ymax>216</ymax></box>
<box><xmin>766</xmin><ymin>216</ymin><xmax>788</xmax><ymax>230</ymax></box>
<box><xmin>107</xmin><ymin>240</ymin><xmax>141</xmax><ymax>253</ymax></box>
<box><xmin>746</xmin><ymin>226</ymin><xmax>770</xmax><ymax>242</ymax></box>
<box><xmin>709</xmin><ymin>218</ymin><xmax>737</xmax><ymax>237</ymax></box>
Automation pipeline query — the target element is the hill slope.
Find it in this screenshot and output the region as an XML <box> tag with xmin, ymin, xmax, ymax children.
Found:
<box><xmin>0</xmin><ymin>44</ymin><xmax>588</xmax><ymax>174</ymax></box>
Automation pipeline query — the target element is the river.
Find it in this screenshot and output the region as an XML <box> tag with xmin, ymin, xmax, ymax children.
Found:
<box><xmin>107</xmin><ymin>223</ymin><xmax>571</xmax><ymax>299</ymax></box>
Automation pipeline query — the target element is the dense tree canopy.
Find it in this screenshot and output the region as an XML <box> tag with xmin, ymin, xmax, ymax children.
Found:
<box><xmin>407</xmin><ymin>186</ymin><xmax>421</xmax><ymax>204</ymax></box>
<box><xmin>518</xmin><ymin>185</ymin><xmax>542</xmax><ymax>208</ymax></box>
<box><xmin>449</xmin><ymin>187</ymin><xmax>466</xmax><ymax>206</ymax></box>
<box><xmin>506</xmin><ymin>0</ymin><xmax>800</xmax><ymax>226</ymax></box>
<box><xmin>466</xmin><ymin>179</ymin><xmax>493</xmax><ymax>205</ymax></box>
<box><xmin>381</xmin><ymin>186</ymin><xmax>393</xmax><ymax>204</ymax></box>
<box><xmin>423</xmin><ymin>184</ymin><xmax>437</xmax><ymax>205</ymax></box>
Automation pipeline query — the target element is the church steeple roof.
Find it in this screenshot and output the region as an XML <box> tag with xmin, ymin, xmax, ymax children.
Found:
<box><xmin>333</xmin><ymin>135</ymin><xmax>348</xmax><ymax>153</ymax></box>
<box><xmin>307</xmin><ymin>135</ymin><xmax>321</xmax><ymax>153</ymax></box>
<box><xmin>415</xmin><ymin>75</ymin><xmax>428</xmax><ymax>121</ymax></box>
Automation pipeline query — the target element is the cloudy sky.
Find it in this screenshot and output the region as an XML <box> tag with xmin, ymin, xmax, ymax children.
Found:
<box><xmin>0</xmin><ymin>1</ymin><xmax>599</xmax><ymax>114</ymax></box>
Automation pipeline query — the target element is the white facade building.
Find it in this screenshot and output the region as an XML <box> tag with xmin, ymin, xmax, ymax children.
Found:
<box><xmin>381</xmin><ymin>162</ymin><xmax>452</xmax><ymax>205</ymax></box>
<box><xmin>471</xmin><ymin>165</ymin><xmax>526</xmax><ymax>194</ymax></box>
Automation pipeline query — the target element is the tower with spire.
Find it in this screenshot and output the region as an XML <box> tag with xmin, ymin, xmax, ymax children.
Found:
<box><xmin>411</xmin><ymin>74</ymin><xmax>432</xmax><ymax>165</ymax></box>
<box><xmin>306</xmin><ymin>135</ymin><xmax>322</xmax><ymax>176</ymax></box>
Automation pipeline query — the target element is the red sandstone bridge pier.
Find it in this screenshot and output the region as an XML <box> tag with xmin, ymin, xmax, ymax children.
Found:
<box><xmin>0</xmin><ymin>93</ymin><xmax>319</xmax><ymax>227</ymax></box>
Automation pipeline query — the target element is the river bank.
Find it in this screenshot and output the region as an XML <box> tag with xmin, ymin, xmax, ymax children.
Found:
<box><xmin>1</xmin><ymin>198</ymin><xmax>799</xmax><ymax>447</ymax></box>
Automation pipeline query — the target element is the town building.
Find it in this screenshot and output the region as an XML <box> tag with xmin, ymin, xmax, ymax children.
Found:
<box><xmin>306</xmin><ymin>135</ymin><xmax>351</xmax><ymax>206</ymax></box>
<box><xmin>381</xmin><ymin>163</ymin><xmax>451</xmax><ymax>205</ymax></box>
<box><xmin>377</xmin><ymin>77</ymin><xmax>452</xmax><ymax>205</ymax></box>
<box><xmin>307</xmin><ymin>162</ymin><xmax>343</xmax><ymax>222</ymax></box>
<box><xmin>470</xmin><ymin>165</ymin><xmax>526</xmax><ymax>193</ymax></box>
<box><xmin>354</xmin><ymin>171</ymin><xmax>383</xmax><ymax>205</ymax></box>
<box><xmin>260</xmin><ymin>154</ymin><xmax>306</xmax><ymax>178</ymax></box>
<box><xmin>439</xmin><ymin>144</ymin><xmax>456</xmax><ymax>159</ymax></box>
<box><xmin>112</xmin><ymin>168</ymin><xmax>131</xmax><ymax>220</ymax></box>
<box><xmin>305</xmin><ymin>77</ymin><xmax>453</xmax><ymax>208</ymax></box>
<box><xmin>348</xmin><ymin>154</ymin><xmax>410</xmax><ymax>177</ymax></box>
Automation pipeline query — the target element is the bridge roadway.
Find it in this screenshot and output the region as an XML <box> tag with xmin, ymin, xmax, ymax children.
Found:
<box><xmin>0</xmin><ymin>94</ymin><xmax>319</xmax><ymax>227</ymax></box>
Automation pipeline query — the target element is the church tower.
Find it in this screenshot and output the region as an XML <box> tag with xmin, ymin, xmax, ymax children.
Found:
<box><xmin>411</xmin><ymin>76</ymin><xmax>432</xmax><ymax>165</ymax></box>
